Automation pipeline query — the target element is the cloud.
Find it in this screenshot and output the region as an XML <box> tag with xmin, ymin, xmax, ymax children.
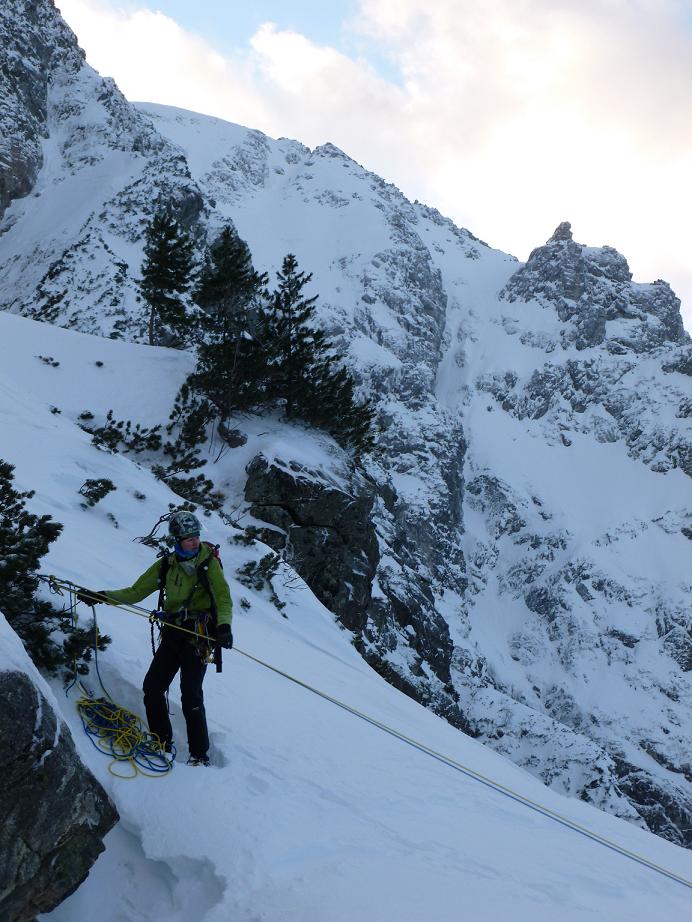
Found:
<box><xmin>56</xmin><ymin>0</ymin><xmax>271</xmax><ymax>125</ymax></box>
<box><xmin>351</xmin><ymin>0</ymin><xmax>692</xmax><ymax>322</ymax></box>
<box><xmin>56</xmin><ymin>0</ymin><xmax>692</xmax><ymax>328</ymax></box>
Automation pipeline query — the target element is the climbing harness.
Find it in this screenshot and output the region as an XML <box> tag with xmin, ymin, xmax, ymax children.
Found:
<box><xmin>153</xmin><ymin>544</ymin><xmax>224</xmax><ymax>672</ymax></box>
<box><xmin>40</xmin><ymin>573</ymin><xmax>691</xmax><ymax>889</ymax></box>
<box><xmin>42</xmin><ymin>577</ymin><xmax>175</xmax><ymax>778</ymax></box>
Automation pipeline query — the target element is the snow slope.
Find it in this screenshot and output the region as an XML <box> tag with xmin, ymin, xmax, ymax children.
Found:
<box><xmin>1</xmin><ymin>315</ymin><xmax>689</xmax><ymax>921</ymax></box>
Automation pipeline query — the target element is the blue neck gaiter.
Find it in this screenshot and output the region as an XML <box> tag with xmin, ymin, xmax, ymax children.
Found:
<box><xmin>174</xmin><ymin>541</ymin><xmax>200</xmax><ymax>560</ymax></box>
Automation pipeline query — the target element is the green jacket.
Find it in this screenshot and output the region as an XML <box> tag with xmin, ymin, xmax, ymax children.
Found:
<box><xmin>106</xmin><ymin>544</ymin><xmax>232</xmax><ymax>627</ymax></box>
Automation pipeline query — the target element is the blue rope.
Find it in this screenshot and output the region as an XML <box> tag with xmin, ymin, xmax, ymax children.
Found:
<box><xmin>76</xmin><ymin>690</ymin><xmax>176</xmax><ymax>775</ymax></box>
<box><xmin>91</xmin><ymin>605</ymin><xmax>113</xmax><ymax>702</ymax></box>
<box><xmin>72</xmin><ymin>606</ymin><xmax>175</xmax><ymax>777</ymax></box>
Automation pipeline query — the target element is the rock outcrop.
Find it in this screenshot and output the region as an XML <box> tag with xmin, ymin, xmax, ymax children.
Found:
<box><xmin>501</xmin><ymin>221</ymin><xmax>687</xmax><ymax>352</ymax></box>
<box><xmin>244</xmin><ymin>449</ymin><xmax>464</xmax><ymax>729</ymax></box>
<box><xmin>245</xmin><ymin>453</ymin><xmax>379</xmax><ymax>634</ymax></box>
<box><xmin>0</xmin><ymin>1</ymin><xmax>83</xmax><ymax>218</ymax></box>
<box><xmin>0</xmin><ymin>631</ymin><xmax>118</xmax><ymax>921</ymax></box>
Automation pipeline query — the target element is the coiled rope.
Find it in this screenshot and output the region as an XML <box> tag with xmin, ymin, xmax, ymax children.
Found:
<box><xmin>48</xmin><ymin>578</ymin><xmax>175</xmax><ymax>778</ymax></box>
<box><xmin>75</xmin><ymin>684</ymin><xmax>176</xmax><ymax>779</ymax></box>
<box><xmin>41</xmin><ymin>574</ymin><xmax>691</xmax><ymax>888</ymax></box>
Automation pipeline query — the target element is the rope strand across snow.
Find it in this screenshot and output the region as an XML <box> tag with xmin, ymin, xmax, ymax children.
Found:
<box><xmin>41</xmin><ymin>574</ymin><xmax>692</xmax><ymax>889</ymax></box>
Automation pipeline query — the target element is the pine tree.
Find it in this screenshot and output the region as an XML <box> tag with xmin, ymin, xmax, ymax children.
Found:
<box><xmin>262</xmin><ymin>254</ymin><xmax>375</xmax><ymax>453</ymax></box>
<box><xmin>313</xmin><ymin>361</ymin><xmax>376</xmax><ymax>454</ymax></box>
<box><xmin>0</xmin><ymin>460</ymin><xmax>110</xmax><ymax>674</ymax></box>
<box><xmin>140</xmin><ymin>208</ymin><xmax>195</xmax><ymax>346</ymax></box>
<box><xmin>191</xmin><ymin>225</ymin><xmax>267</xmax><ymax>421</ymax></box>
<box><xmin>261</xmin><ymin>253</ymin><xmax>325</xmax><ymax>418</ymax></box>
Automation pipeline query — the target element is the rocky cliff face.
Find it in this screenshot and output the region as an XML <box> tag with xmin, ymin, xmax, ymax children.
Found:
<box><xmin>457</xmin><ymin>224</ymin><xmax>691</xmax><ymax>845</ymax></box>
<box><xmin>0</xmin><ymin>0</ymin><xmax>81</xmax><ymax>218</ymax></box>
<box><xmin>492</xmin><ymin>224</ymin><xmax>691</xmax><ymax>479</ymax></box>
<box><xmin>0</xmin><ymin>0</ymin><xmax>206</xmax><ymax>339</ymax></box>
<box><xmin>1</xmin><ymin>1</ymin><xmax>690</xmax><ymax>849</ymax></box>
<box><xmin>0</xmin><ymin>617</ymin><xmax>118</xmax><ymax>921</ymax></box>
<box><xmin>501</xmin><ymin>221</ymin><xmax>686</xmax><ymax>353</ymax></box>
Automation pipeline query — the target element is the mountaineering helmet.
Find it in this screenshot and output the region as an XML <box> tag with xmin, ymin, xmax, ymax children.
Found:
<box><xmin>168</xmin><ymin>511</ymin><xmax>201</xmax><ymax>539</ymax></box>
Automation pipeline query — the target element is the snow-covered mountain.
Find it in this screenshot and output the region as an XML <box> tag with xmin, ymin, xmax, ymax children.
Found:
<box><xmin>0</xmin><ymin>310</ymin><xmax>689</xmax><ymax>922</ymax></box>
<box><xmin>1</xmin><ymin>0</ymin><xmax>691</xmax><ymax>863</ymax></box>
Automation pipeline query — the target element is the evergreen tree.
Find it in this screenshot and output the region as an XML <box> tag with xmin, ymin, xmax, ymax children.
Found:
<box><xmin>140</xmin><ymin>208</ymin><xmax>195</xmax><ymax>346</ymax></box>
<box><xmin>191</xmin><ymin>225</ymin><xmax>267</xmax><ymax>421</ymax></box>
<box><xmin>261</xmin><ymin>253</ymin><xmax>325</xmax><ymax>418</ymax></box>
<box><xmin>262</xmin><ymin>254</ymin><xmax>375</xmax><ymax>453</ymax></box>
<box><xmin>312</xmin><ymin>361</ymin><xmax>376</xmax><ymax>454</ymax></box>
<box><xmin>0</xmin><ymin>460</ymin><xmax>110</xmax><ymax>674</ymax></box>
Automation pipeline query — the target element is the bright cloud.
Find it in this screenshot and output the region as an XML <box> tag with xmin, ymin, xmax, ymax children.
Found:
<box><xmin>58</xmin><ymin>0</ymin><xmax>692</xmax><ymax>329</ymax></box>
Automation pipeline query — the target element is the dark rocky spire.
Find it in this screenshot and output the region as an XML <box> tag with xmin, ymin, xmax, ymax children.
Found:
<box><xmin>547</xmin><ymin>221</ymin><xmax>573</xmax><ymax>243</ymax></box>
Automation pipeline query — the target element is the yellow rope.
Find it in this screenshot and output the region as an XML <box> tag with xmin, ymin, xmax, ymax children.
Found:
<box><xmin>75</xmin><ymin>687</ymin><xmax>173</xmax><ymax>779</ymax></box>
<box><xmin>44</xmin><ymin>577</ymin><xmax>174</xmax><ymax>778</ymax></box>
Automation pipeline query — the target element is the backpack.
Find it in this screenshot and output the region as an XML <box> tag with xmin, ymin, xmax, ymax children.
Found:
<box><xmin>156</xmin><ymin>542</ymin><xmax>224</xmax><ymax>672</ymax></box>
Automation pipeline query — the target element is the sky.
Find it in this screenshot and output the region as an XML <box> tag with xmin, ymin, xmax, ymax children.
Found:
<box><xmin>57</xmin><ymin>0</ymin><xmax>692</xmax><ymax>331</ymax></box>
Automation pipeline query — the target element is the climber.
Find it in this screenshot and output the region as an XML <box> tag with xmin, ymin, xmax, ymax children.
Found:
<box><xmin>77</xmin><ymin>511</ymin><xmax>232</xmax><ymax>766</ymax></box>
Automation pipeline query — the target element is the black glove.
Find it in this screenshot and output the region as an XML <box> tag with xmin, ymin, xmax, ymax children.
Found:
<box><xmin>77</xmin><ymin>589</ymin><xmax>108</xmax><ymax>606</ymax></box>
<box><xmin>215</xmin><ymin>623</ymin><xmax>233</xmax><ymax>649</ymax></box>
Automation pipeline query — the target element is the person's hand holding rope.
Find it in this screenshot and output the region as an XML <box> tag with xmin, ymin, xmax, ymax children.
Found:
<box><xmin>76</xmin><ymin>589</ymin><xmax>109</xmax><ymax>606</ymax></box>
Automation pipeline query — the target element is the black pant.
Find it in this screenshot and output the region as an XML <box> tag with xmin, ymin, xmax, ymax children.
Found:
<box><xmin>143</xmin><ymin>626</ymin><xmax>209</xmax><ymax>758</ymax></box>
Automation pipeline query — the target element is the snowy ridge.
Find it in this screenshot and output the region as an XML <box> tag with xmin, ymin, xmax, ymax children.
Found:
<box><xmin>0</xmin><ymin>312</ymin><xmax>688</xmax><ymax>920</ymax></box>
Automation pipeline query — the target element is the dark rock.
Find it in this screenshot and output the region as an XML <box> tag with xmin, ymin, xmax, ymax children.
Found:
<box><xmin>466</xmin><ymin>475</ymin><xmax>526</xmax><ymax>537</ymax></box>
<box><xmin>662</xmin><ymin>627</ymin><xmax>692</xmax><ymax>672</ymax></box>
<box><xmin>606</xmin><ymin>629</ymin><xmax>639</xmax><ymax>649</ymax></box>
<box><xmin>614</xmin><ymin>759</ymin><xmax>692</xmax><ymax>848</ymax></box>
<box><xmin>548</xmin><ymin>221</ymin><xmax>573</xmax><ymax>242</ymax></box>
<box><xmin>662</xmin><ymin>345</ymin><xmax>692</xmax><ymax>377</ymax></box>
<box><xmin>245</xmin><ymin>454</ymin><xmax>379</xmax><ymax>633</ymax></box>
<box><xmin>0</xmin><ymin>671</ymin><xmax>118</xmax><ymax>921</ymax></box>
<box><xmin>252</xmin><ymin>526</ymin><xmax>287</xmax><ymax>551</ymax></box>
<box><xmin>366</xmin><ymin>571</ymin><xmax>454</xmax><ymax>684</ymax></box>
<box><xmin>289</xmin><ymin>525</ymin><xmax>374</xmax><ymax>630</ymax></box>
<box><xmin>525</xmin><ymin>586</ymin><xmax>564</xmax><ymax>620</ymax></box>
<box><xmin>217</xmin><ymin>423</ymin><xmax>247</xmax><ymax>448</ymax></box>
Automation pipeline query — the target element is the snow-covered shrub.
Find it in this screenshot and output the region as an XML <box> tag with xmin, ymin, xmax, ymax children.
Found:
<box><xmin>0</xmin><ymin>460</ymin><xmax>110</xmax><ymax>674</ymax></box>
